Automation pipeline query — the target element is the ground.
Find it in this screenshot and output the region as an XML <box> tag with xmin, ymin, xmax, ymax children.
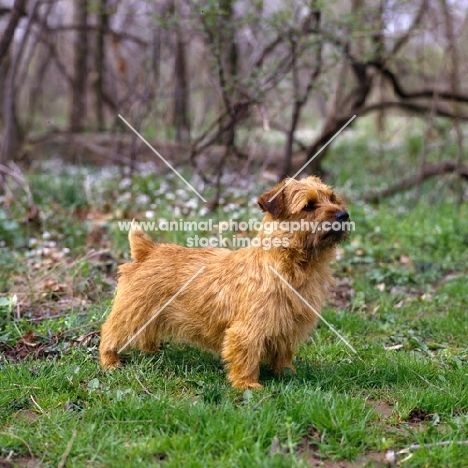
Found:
<box><xmin>1</xmin><ymin>122</ymin><xmax>468</xmax><ymax>467</ymax></box>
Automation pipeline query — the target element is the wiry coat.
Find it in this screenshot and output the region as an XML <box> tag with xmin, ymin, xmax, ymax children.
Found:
<box><xmin>100</xmin><ymin>176</ymin><xmax>349</xmax><ymax>390</ymax></box>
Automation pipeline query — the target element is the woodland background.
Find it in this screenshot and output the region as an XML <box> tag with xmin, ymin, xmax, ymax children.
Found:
<box><xmin>1</xmin><ymin>0</ymin><xmax>468</xmax><ymax>202</ymax></box>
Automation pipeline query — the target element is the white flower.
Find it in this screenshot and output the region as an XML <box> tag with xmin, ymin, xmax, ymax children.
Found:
<box><xmin>119</xmin><ymin>177</ymin><xmax>132</xmax><ymax>189</ymax></box>
<box><xmin>136</xmin><ymin>194</ymin><xmax>150</xmax><ymax>205</ymax></box>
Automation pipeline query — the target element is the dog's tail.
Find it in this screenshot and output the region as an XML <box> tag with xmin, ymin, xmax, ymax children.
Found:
<box><xmin>129</xmin><ymin>220</ymin><xmax>155</xmax><ymax>262</ymax></box>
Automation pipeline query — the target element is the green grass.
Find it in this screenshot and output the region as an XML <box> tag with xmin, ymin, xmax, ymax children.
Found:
<box><xmin>2</xmin><ymin>286</ymin><xmax>468</xmax><ymax>467</ymax></box>
<box><xmin>1</xmin><ymin>127</ymin><xmax>468</xmax><ymax>466</ymax></box>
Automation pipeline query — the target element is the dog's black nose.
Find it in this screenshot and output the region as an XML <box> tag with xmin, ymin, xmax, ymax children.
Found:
<box><xmin>335</xmin><ymin>211</ymin><xmax>349</xmax><ymax>221</ymax></box>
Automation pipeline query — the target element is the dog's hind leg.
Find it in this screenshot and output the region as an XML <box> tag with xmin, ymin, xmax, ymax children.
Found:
<box><xmin>269</xmin><ymin>346</ymin><xmax>296</xmax><ymax>376</ymax></box>
<box><xmin>137</xmin><ymin>329</ymin><xmax>161</xmax><ymax>354</ymax></box>
<box><xmin>100</xmin><ymin>348</ymin><xmax>122</xmax><ymax>369</ymax></box>
<box><xmin>99</xmin><ymin>320</ymin><xmax>125</xmax><ymax>369</ymax></box>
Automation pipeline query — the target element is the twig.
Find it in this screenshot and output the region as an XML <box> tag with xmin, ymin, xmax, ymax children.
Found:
<box><xmin>363</xmin><ymin>160</ymin><xmax>468</xmax><ymax>203</ymax></box>
<box><xmin>75</xmin><ymin>330</ymin><xmax>100</xmax><ymax>341</ymax></box>
<box><xmin>57</xmin><ymin>321</ymin><xmax>104</xmax><ymax>338</ymax></box>
<box><xmin>253</xmin><ymin>390</ymin><xmax>281</xmax><ymax>411</ymax></box>
<box><xmin>103</xmin><ymin>419</ymin><xmax>154</xmax><ymax>423</ymax></box>
<box><xmin>406</xmin><ymin>367</ymin><xmax>453</xmax><ymax>396</ymax></box>
<box><xmin>30</xmin><ymin>395</ymin><xmax>48</xmax><ymax>419</ymax></box>
<box><xmin>441</xmin><ymin>0</ymin><xmax>467</xmax><ymax>205</ymax></box>
<box><xmin>387</xmin><ymin>439</ymin><xmax>468</xmax><ymax>463</ymax></box>
<box><xmin>407</xmin><ymin>440</ymin><xmax>468</xmax><ymax>450</ymax></box>
<box><xmin>0</xmin><ymin>163</ymin><xmax>34</xmax><ymax>206</ymax></box>
<box><xmin>134</xmin><ymin>374</ymin><xmax>156</xmax><ymax>397</ymax></box>
<box><xmin>57</xmin><ymin>429</ymin><xmax>77</xmax><ymax>468</ymax></box>
<box><xmin>12</xmin><ymin>384</ymin><xmax>40</xmax><ymax>389</ymax></box>
<box><xmin>25</xmin><ymin>312</ymin><xmax>89</xmax><ymax>322</ymax></box>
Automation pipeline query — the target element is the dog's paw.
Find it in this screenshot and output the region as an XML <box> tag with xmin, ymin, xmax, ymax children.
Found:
<box><xmin>283</xmin><ymin>365</ymin><xmax>297</xmax><ymax>375</ymax></box>
<box><xmin>101</xmin><ymin>360</ymin><xmax>122</xmax><ymax>370</ymax></box>
<box><xmin>247</xmin><ymin>382</ymin><xmax>264</xmax><ymax>391</ymax></box>
<box><xmin>100</xmin><ymin>351</ymin><xmax>122</xmax><ymax>370</ymax></box>
<box><xmin>234</xmin><ymin>381</ymin><xmax>264</xmax><ymax>391</ymax></box>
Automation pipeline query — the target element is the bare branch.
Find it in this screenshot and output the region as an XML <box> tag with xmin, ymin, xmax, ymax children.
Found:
<box><xmin>373</xmin><ymin>62</ymin><xmax>468</xmax><ymax>103</ymax></box>
<box><xmin>364</xmin><ymin>160</ymin><xmax>468</xmax><ymax>203</ymax></box>
<box><xmin>358</xmin><ymin>101</ymin><xmax>468</xmax><ymax>120</ymax></box>
<box><xmin>0</xmin><ymin>0</ymin><xmax>27</xmax><ymax>66</ymax></box>
<box><xmin>391</xmin><ymin>0</ymin><xmax>428</xmax><ymax>55</ymax></box>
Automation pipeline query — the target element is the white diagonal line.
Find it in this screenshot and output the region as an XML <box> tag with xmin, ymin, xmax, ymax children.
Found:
<box><xmin>118</xmin><ymin>114</ymin><xmax>207</xmax><ymax>202</ymax></box>
<box><xmin>268</xmin><ymin>115</ymin><xmax>356</xmax><ymax>202</ymax></box>
<box><xmin>269</xmin><ymin>266</ymin><xmax>357</xmax><ymax>354</ymax></box>
<box><xmin>118</xmin><ymin>266</ymin><xmax>206</xmax><ymax>353</ymax></box>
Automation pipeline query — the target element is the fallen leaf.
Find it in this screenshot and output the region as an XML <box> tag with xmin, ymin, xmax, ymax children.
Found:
<box><xmin>384</xmin><ymin>344</ymin><xmax>403</xmax><ymax>351</ymax></box>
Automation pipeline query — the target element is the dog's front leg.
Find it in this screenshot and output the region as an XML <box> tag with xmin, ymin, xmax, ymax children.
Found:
<box><xmin>222</xmin><ymin>324</ymin><xmax>264</xmax><ymax>390</ymax></box>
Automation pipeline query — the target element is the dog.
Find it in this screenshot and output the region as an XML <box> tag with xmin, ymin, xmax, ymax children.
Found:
<box><xmin>99</xmin><ymin>176</ymin><xmax>350</xmax><ymax>390</ymax></box>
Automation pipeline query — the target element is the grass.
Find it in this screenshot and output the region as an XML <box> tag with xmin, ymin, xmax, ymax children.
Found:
<box><xmin>1</xmin><ymin>123</ymin><xmax>468</xmax><ymax>467</ymax></box>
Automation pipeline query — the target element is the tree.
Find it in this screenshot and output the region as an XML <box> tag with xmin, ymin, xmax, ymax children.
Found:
<box><xmin>94</xmin><ymin>0</ymin><xmax>108</xmax><ymax>131</ymax></box>
<box><xmin>172</xmin><ymin>0</ymin><xmax>190</xmax><ymax>143</ymax></box>
<box><xmin>69</xmin><ymin>0</ymin><xmax>88</xmax><ymax>132</ymax></box>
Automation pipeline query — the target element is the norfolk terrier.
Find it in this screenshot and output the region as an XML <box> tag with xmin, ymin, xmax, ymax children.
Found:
<box><xmin>99</xmin><ymin>176</ymin><xmax>350</xmax><ymax>390</ymax></box>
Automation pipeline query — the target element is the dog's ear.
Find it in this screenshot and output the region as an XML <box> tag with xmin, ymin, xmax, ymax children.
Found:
<box><xmin>257</xmin><ymin>181</ymin><xmax>286</xmax><ymax>218</ymax></box>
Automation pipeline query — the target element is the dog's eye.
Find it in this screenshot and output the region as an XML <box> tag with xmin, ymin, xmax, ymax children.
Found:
<box><xmin>303</xmin><ymin>202</ymin><xmax>315</xmax><ymax>211</ymax></box>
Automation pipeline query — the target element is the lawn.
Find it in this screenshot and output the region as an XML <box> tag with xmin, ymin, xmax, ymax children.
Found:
<box><xmin>1</xmin><ymin>124</ymin><xmax>468</xmax><ymax>467</ymax></box>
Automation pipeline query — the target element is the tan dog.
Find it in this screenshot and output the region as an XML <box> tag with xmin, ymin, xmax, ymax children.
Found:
<box><xmin>99</xmin><ymin>176</ymin><xmax>350</xmax><ymax>390</ymax></box>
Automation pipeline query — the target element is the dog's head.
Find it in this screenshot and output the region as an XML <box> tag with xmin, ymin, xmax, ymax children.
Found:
<box><xmin>257</xmin><ymin>176</ymin><xmax>350</xmax><ymax>251</ymax></box>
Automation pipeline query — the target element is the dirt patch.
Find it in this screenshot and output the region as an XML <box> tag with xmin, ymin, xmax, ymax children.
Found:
<box><xmin>0</xmin><ymin>331</ymin><xmax>51</xmax><ymax>362</ymax></box>
<box><xmin>298</xmin><ymin>426</ymin><xmax>387</xmax><ymax>468</ymax></box>
<box><xmin>298</xmin><ymin>425</ymin><xmax>322</xmax><ymax>452</ymax></box>
<box><xmin>366</xmin><ymin>399</ymin><xmax>393</xmax><ymax>420</ymax></box>
<box><xmin>0</xmin><ymin>330</ymin><xmax>69</xmax><ymax>363</ymax></box>
<box><xmin>0</xmin><ymin>457</ymin><xmax>40</xmax><ymax>468</ymax></box>
<box><xmin>9</xmin><ymin>248</ymin><xmax>116</xmax><ymax>321</ymax></box>
<box><xmin>0</xmin><ymin>328</ymin><xmax>100</xmax><ymax>363</ymax></box>
<box><xmin>328</xmin><ymin>277</ymin><xmax>355</xmax><ymax>309</ymax></box>
<box><xmin>15</xmin><ymin>410</ymin><xmax>40</xmax><ymax>423</ymax></box>
<box><xmin>306</xmin><ymin>451</ymin><xmax>386</xmax><ymax>468</ymax></box>
<box><xmin>406</xmin><ymin>408</ymin><xmax>431</xmax><ymax>423</ymax></box>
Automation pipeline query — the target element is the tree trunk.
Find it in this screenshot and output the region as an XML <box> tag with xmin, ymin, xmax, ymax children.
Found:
<box><xmin>0</xmin><ymin>51</ymin><xmax>10</xmax><ymax>126</ymax></box>
<box><xmin>0</xmin><ymin>0</ymin><xmax>31</xmax><ymax>166</ymax></box>
<box><xmin>282</xmin><ymin>35</ymin><xmax>298</xmax><ymax>179</ymax></box>
<box><xmin>219</xmin><ymin>0</ymin><xmax>237</xmax><ymax>150</ymax></box>
<box><xmin>151</xmin><ymin>24</ymin><xmax>161</xmax><ymax>91</ymax></box>
<box><xmin>94</xmin><ymin>0</ymin><xmax>107</xmax><ymax>131</ymax></box>
<box><xmin>0</xmin><ymin>0</ymin><xmax>27</xmax><ymax>67</ymax></box>
<box><xmin>70</xmin><ymin>0</ymin><xmax>88</xmax><ymax>132</ymax></box>
<box><xmin>172</xmin><ymin>1</ymin><xmax>190</xmax><ymax>143</ymax></box>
